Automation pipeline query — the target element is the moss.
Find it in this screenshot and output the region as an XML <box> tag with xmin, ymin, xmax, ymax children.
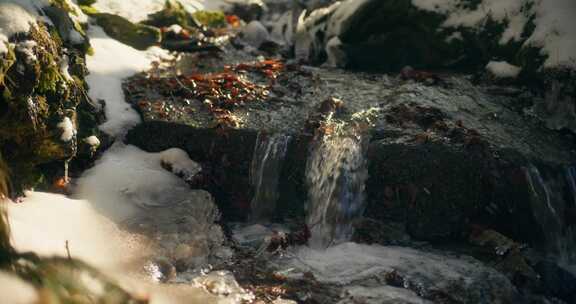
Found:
<box><xmin>77</xmin><ymin>0</ymin><xmax>96</xmax><ymax>6</ymax></box>
<box><xmin>94</xmin><ymin>13</ymin><xmax>161</xmax><ymax>50</ymax></box>
<box><xmin>79</xmin><ymin>4</ymin><xmax>99</xmax><ymax>15</ymax></box>
<box><xmin>143</xmin><ymin>0</ymin><xmax>199</xmax><ymax>30</ymax></box>
<box><xmin>193</xmin><ymin>10</ymin><xmax>227</xmax><ymax>28</ymax></box>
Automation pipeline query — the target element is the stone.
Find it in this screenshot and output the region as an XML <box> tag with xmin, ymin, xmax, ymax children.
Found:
<box><xmin>93</xmin><ymin>13</ymin><xmax>160</xmax><ymax>50</ymax></box>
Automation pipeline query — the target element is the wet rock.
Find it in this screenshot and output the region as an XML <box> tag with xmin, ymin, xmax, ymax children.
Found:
<box><xmin>241</xmin><ymin>20</ymin><xmax>270</xmax><ymax>48</ymax></box>
<box><xmin>93</xmin><ymin>13</ymin><xmax>161</xmax><ymax>50</ymax></box>
<box><xmin>338</xmin><ymin>286</ymin><xmax>431</xmax><ymax>304</ymax></box>
<box><xmin>533</xmin><ymin>261</ymin><xmax>576</xmax><ymax>303</ymax></box>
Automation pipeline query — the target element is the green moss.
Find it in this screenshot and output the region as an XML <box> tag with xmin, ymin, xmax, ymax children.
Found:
<box><xmin>143</xmin><ymin>0</ymin><xmax>198</xmax><ymax>29</ymax></box>
<box><xmin>193</xmin><ymin>10</ymin><xmax>227</xmax><ymax>28</ymax></box>
<box><xmin>79</xmin><ymin>4</ymin><xmax>99</xmax><ymax>15</ymax></box>
<box><xmin>94</xmin><ymin>13</ymin><xmax>161</xmax><ymax>50</ymax></box>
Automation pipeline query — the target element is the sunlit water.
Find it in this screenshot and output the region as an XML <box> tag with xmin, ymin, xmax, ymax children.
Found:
<box><xmin>305</xmin><ymin>129</ymin><xmax>369</xmax><ymax>249</ymax></box>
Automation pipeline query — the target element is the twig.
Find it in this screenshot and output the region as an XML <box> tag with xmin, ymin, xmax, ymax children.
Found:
<box><xmin>65</xmin><ymin>240</ymin><xmax>72</xmax><ymax>260</ymax></box>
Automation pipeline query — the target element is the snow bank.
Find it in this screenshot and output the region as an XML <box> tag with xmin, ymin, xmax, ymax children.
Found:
<box><xmin>85</xmin><ymin>26</ymin><xmax>170</xmax><ymax>137</ymax></box>
<box><xmin>0</xmin><ymin>271</ymin><xmax>38</xmax><ymax>304</ymax></box>
<box><xmin>76</xmin><ymin>144</ymin><xmax>202</xmax><ymax>221</ymax></box>
<box><xmin>7</xmin><ymin>191</ymin><xmax>148</xmax><ymax>270</ymax></box>
<box><xmin>486</xmin><ymin>61</ymin><xmax>522</xmax><ymax>79</ymax></box>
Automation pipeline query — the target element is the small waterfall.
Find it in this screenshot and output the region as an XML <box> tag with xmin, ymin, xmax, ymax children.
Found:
<box><xmin>525</xmin><ymin>165</ymin><xmax>576</xmax><ymax>263</ymax></box>
<box><xmin>249</xmin><ymin>133</ymin><xmax>290</xmax><ymax>221</ymax></box>
<box><xmin>305</xmin><ymin>129</ymin><xmax>369</xmax><ymax>249</ymax></box>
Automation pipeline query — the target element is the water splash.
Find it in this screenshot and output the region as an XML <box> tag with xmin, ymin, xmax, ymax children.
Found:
<box><xmin>249</xmin><ymin>133</ymin><xmax>290</xmax><ymax>222</ymax></box>
<box><xmin>525</xmin><ymin>165</ymin><xmax>576</xmax><ymax>263</ymax></box>
<box><xmin>305</xmin><ymin>130</ymin><xmax>369</xmax><ymax>249</ymax></box>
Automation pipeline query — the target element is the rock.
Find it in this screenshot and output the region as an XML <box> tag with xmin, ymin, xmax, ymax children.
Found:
<box><xmin>93</xmin><ymin>13</ymin><xmax>160</xmax><ymax>50</ymax></box>
<box><xmin>241</xmin><ymin>20</ymin><xmax>270</xmax><ymax>48</ymax></box>
<box><xmin>124</xmin><ymin>49</ymin><xmax>575</xmax><ymax>247</ymax></box>
<box><xmin>534</xmin><ymin>260</ymin><xmax>576</xmax><ymax>303</ymax></box>
<box><xmin>227</xmin><ymin>0</ymin><xmax>266</xmax><ymax>22</ymax></box>
<box><xmin>0</xmin><ymin>4</ymin><xmax>100</xmax><ymax>195</ymax></box>
<box><xmin>143</xmin><ymin>0</ymin><xmax>199</xmax><ymax>30</ymax></box>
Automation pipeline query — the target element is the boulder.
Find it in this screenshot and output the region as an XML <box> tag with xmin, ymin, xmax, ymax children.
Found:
<box><xmin>93</xmin><ymin>13</ymin><xmax>160</xmax><ymax>50</ymax></box>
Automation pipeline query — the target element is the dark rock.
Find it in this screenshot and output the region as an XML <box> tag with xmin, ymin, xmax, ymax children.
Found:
<box><xmin>534</xmin><ymin>261</ymin><xmax>576</xmax><ymax>303</ymax></box>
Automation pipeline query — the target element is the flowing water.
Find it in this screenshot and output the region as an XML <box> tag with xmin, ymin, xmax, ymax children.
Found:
<box><xmin>249</xmin><ymin>133</ymin><xmax>291</xmax><ymax>221</ymax></box>
<box><xmin>525</xmin><ymin>164</ymin><xmax>576</xmax><ymax>263</ymax></box>
<box><xmin>305</xmin><ymin>129</ymin><xmax>369</xmax><ymax>249</ymax></box>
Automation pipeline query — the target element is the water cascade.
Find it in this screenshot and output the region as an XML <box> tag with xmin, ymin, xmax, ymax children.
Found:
<box><xmin>249</xmin><ymin>133</ymin><xmax>291</xmax><ymax>221</ymax></box>
<box><xmin>305</xmin><ymin>129</ymin><xmax>369</xmax><ymax>249</ymax></box>
<box><xmin>525</xmin><ymin>164</ymin><xmax>576</xmax><ymax>263</ymax></box>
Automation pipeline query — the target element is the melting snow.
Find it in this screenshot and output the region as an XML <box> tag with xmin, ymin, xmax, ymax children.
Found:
<box><xmin>85</xmin><ymin>25</ymin><xmax>170</xmax><ymax>137</ymax></box>
<box><xmin>0</xmin><ymin>271</ymin><xmax>39</xmax><ymax>304</ymax></box>
<box><xmin>486</xmin><ymin>61</ymin><xmax>522</xmax><ymax>79</ymax></box>
<box><xmin>57</xmin><ymin>117</ymin><xmax>76</xmax><ymax>142</ymax></box>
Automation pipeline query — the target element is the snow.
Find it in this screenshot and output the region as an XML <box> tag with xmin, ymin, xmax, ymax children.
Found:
<box><xmin>76</xmin><ymin>144</ymin><xmax>198</xmax><ymax>221</ymax></box>
<box><xmin>85</xmin><ymin>25</ymin><xmax>170</xmax><ymax>137</ymax></box>
<box><xmin>0</xmin><ymin>2</ymin><xmax>38</xmax><ymax>54</ymax></box>
<box><xmin>84</xmin><ymin>135</ymin><xmax>101</xmax><ymax>146</ymax></box>
<box><xmin>326</xmin><ymin>0</ymin><xmax>364</xmax><ymax>38</ymax></box>
<box><xmin>57</xmin><ymin>117</ymin><xmax>76</xmax><ymax>141</ymax></box>
<box><xmin>60</xmin><ymin>54</ymin><xmax>74</xmax><ymax>82</ymax></box>
<box><xmin>7</xmin><ymin>191</ymin><xmax>148</xmax><ymax>269</ymax></box>
<box><xmin>92</xmin><ymin>0</ymin><xmax>217</xmax><ymax>23</ymax></box>
<box><xmin>486</xmin><ymin>60</ymin><xmax>522</xmax><ymax>78</ymax></box>
<box><xmin>0</xmin><ymin>271</ymin><xmax>39</xmax><ymax>304</ymax></box>
<box><xmin>159</xmin><ymin>148</ymin><xmax>201</xmax><ymax>181</ymax></box>
<box><xmin>15</xmin><ymin>40</ymin><xmax>37</xmax><ymax>64</ymax></box>
<box><xmin>527</xmin><ymin>0</ymin><xmax>576</xmax><ymax>68</ymax></box>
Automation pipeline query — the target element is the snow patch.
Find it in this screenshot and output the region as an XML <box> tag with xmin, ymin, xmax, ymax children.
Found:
<box><xmin>486</xmin><ymin>60</ymin><xmax>522</xmax><ymax>78</ymax></box>
<box><xmin>159</xmin><ymin>148</ymin><xmax>201</xmax><ymax>180</ymax></box>
<box><xmin>60</xmin><ymin>54</ymin><xmax>74</xmax><ymax>82</ymax></box>
<box><xmin>0</xmin><ymin>2</ymin><xmax>38</xmax><ymax>54</ymax></box>
<box><xmin>15</xmin><ymin>40</ymin><xmax>37</xmax><ymax>64</ymax></box>
<box><xmin>0</xmin><ymin>271</ymin><xmax>39</xmax><ymax>304</ymax></box>
<box><xmin>84</xmin><ymin>135</ymin><xmax>101</xmax><ymax>146</ymax></box>
<box><xmin>85</xmin><ymin>26</ymin><xmax>170</xmax><ymax>137</ymax></box>
<box><xmin>57</xmin><ymin>117</ymin><xmax>76</xmax><ymax>142</ymax></box>
<box><xmin>7</xmin><ymin>191</ymin><xmax>147</xmax><ymax>270</ymax></box>
<box><xmin>92</xmin><ymin>0</ymin><xmax>216</xmax><ymax>23</ymax></box>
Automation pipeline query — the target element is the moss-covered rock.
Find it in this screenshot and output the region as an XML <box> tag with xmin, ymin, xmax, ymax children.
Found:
<box><xmin>0</xmin><ymin>5</ymin><xmax>101</xmax><ymax>195</ymax></box>
<box><xmin>94</xmin><ymin>13</ymin><xmax>161</xmax><ymax>50</ymax></box>
<box><xmin>143</xmin><ymin>0</ymin><xmax>199</xmax><ymax>30</ymax></box>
